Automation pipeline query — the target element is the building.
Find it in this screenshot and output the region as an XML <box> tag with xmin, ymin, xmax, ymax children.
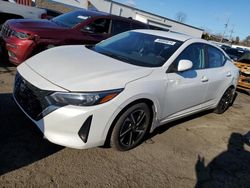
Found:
<box><xmin>51</xmin><ymin>0</ymin><xmax>203</xmax><ymax>38</ymax></box>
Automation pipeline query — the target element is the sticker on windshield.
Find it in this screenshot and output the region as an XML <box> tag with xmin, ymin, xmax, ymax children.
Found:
<box><xmin>77</xmin><ymin>15</ymin><xmax>89</xmax><ymax>20</ymax></box>
<box><xmin>154</xmin><ymin>39</ymin><xmax>176</xmax><ymax>45</ymax></box>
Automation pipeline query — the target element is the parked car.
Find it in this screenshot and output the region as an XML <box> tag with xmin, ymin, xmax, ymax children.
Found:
<box><xmin>0</xmin><ymin>0</ymin><xmax>47</xmax><ymax>27</ymax></box>
<box><xmin>0</xmin><ymin>9</ymin><xmax>148</xmax><ymax>65</ymax></box>
<box><xmin>224</xmin><ymin>47</ymin><xmax>245</xmax><ymax>61</ymax></box>
<box><xmin>13</xmin><ymin>30</ymin><xmax>239</xmax><ymax>151</ymax></box>
<box><xmin>234</xmin><ymin>52</ymin><xmax>250</xmax><ymax>93</ymax></box>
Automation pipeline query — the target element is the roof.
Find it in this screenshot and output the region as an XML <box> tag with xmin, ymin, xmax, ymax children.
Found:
<box><xmin>74</xmin><ymin>9</ymin><xmax>110</xmax><ymax>17</ymax></box>
<box><xmin>73</xmin><ymin>9</ymin><xmax>147</xmax><ymax>25</ymax></box>
<box><xmin>134</xmin><ymin>29</ymin><xmax>193</xmax><ymax>42</ymax></box>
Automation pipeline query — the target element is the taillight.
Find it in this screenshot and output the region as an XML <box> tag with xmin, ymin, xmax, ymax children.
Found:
<box><xmin>41</xmin><ymin>13</ymin><xmax>48</xmax><ymax>19</ymax></box>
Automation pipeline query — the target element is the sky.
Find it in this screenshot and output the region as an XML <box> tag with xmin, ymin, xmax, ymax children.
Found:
<box><xmin>114</xmin><ymin>0</ymin><xmax>250</xmax><ymax>41</ymax></box>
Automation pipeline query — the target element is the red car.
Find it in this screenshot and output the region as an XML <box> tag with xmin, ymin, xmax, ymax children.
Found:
<box><xmin>0</xmin><ymin>9</ymin><xmax>148</xmax><ymax>65</ymax></box>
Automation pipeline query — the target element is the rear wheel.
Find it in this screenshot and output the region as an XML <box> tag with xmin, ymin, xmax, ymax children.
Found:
<box><xmin>214</xmin><ymin>87</ymin><xmax>234</xmax><ymax>114</ymax></box>
<box><xmin>111</xmin><ymin>103</ymin><xmax>151</xmax><ymax>151</ymax></box>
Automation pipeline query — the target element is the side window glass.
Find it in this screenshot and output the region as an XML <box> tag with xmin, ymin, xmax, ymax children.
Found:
<box><xmin>83</xmin><ymin>18</ymin><xmax>110</xmax><ymax>34</ymax></box>
<box><xmin>207</xmin><ymin>46</ymin><xmax>225</xmax><ymax>68</ymax></box>
<box><xmin>111</xmin><ymin>20</ymin><xmax>131</xmax><ymax>35</ymax></box>
<box><xmin>131</xmin><ymin>22</ymin><xmax>146</xmax><ymax>30</ymax></box>
<box><xmin>174</xmin><ymin>43</ymin><xmax>205</xmax><ymax>71</ymax></box>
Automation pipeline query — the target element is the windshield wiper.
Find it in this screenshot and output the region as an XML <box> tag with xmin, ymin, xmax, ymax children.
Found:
<box><xmin>100</xmin><ymin>51</ymin><xmax>131</xmax><ymax>63</ymax></box>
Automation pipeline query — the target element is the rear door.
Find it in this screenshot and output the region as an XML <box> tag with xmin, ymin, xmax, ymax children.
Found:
<box><xmin>203</xmin><ymin>44</ymin><xmax>232</xmax><ymax>102</ymax></box>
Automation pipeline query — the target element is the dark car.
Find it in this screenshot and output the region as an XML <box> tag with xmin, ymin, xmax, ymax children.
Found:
<box><xmin>224</xmin><ymin>47</ymin><xmax>245</xmax><ymax>61</ymax></box>
<box><xmin>0</xmin><ymin>9</ymin><xmax>148</xmax><ymax>65</ymax></box>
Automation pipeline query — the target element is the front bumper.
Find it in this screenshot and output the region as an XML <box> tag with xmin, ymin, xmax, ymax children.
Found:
<box><xmin>3</xmin><ymin>36</ymin><xmax>35</xmax><ymax>65</ymax></box>
<box><xmin>13</xmin><ymin>67</ymin><xmax>120</xmax><ymax>149</ymax></box>
<box><xmin>13</xmin><ymin>93</ymin><xmax>115</xmax><ymax>149</ymax></box>
<box><xmin>1</xmin><ymin>24</ymin><xmax>35</xmax><ymax>65</ymax></box>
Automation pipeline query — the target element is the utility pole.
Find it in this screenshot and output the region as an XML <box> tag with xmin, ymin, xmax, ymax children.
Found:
<box><xmin>220</xmin><ymin>18</ymin><xmax>229</xmax><ymax>42</ymax></box>
<box><xmin>109</xmin><ymin>0</ymin><xmax>113</xmax><ymax>14</ymax></box>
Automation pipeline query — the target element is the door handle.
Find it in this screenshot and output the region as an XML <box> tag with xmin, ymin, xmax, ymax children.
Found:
<box><xmin>226</xmin><ymin>72</ymin><xmax>232</xmax><ymax>77</ymax></box>
<box><xmin>201</xmin><ymin>76</ymin><xmax>209</xmax><ymax>82</ymax></box>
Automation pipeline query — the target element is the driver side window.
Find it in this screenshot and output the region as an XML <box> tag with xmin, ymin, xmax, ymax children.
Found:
<box><xmin>83</xmin><ymin>18</ymin><xmax>110</xmax><ymax>34</ymax></box>
<box><xmin>172</xmin><ymin>43</ymin><xmax>205</xmax><ymax>71</ymax></box>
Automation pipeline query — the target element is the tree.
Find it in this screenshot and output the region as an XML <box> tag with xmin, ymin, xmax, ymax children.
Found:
<box><xmin>243</xmin><ymin>36</ymin><xmax>250</xmax><ymax>47</ymax></box>
<box><xmin>175</xmin><ymin>12</ymin><xmax>187</xmax><ymax>23</ymax></box>
<box><xmin>235</xmin><ymin>36</ymin><xmax>240</xmax><ymax>44</ymax></box>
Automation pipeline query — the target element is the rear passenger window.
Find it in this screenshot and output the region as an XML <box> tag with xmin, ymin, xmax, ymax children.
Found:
<box><xmin>207</xmin><ymin>46</ymin><xmax>226</xmax><ymax>68</ymax></box>
<box><xmin>131</xmin><ymin>22</ymin><xmax>147</xmax><ymax>30</ymax></box>
<box><xmin>111</xmin><ymin>20</ymin><xmax>131</xmax><ymax>35</ymax></box>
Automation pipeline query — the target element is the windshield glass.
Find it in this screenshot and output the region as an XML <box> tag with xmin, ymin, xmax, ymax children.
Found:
<box><xmin>52</xmin><ymin>10</ymin><xmax>91</xmax><ymax>28</ymax></box>
<box><xmin>238</xmin><ymin>52</ymin><xmax>250</xmax><ymax>64</ymax></box>
<box><xmin>93</xmin><ymin>31</ymin><xmax>183</xmax><ymax>67</ymax></box>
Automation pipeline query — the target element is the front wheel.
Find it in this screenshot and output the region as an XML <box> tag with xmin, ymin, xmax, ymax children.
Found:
<box><xmin>111</xmin><ymin>103</ymin><xmax>151</xmax><ymax>151</ymax></box>
<box><xmin>214</xmin><ymin>87</ymin><xmax>234</xmax><ymax>114</ymax></box>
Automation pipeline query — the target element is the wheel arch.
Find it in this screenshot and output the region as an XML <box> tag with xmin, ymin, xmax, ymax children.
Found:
<box><xmin>103</xmin><ymin>98</ymin><xmax>158</xmax><ymax>147</ymax></box>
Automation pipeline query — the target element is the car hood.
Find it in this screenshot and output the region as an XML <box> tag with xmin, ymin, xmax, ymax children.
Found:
<box><xmin>24</xmin><ymin>45</ymin><xmax>153</xmax><ymax>91</ymax></box>
<box><xmin>8</xmin><ymin>19</ymin><xmax>64</xmax><ymax>31</ymax></box>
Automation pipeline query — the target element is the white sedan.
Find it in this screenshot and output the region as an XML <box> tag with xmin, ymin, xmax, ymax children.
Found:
<box><xmin>13</xmin><ymin>30</ymin><xmax>239</xmax><ymax>151</ymax></box>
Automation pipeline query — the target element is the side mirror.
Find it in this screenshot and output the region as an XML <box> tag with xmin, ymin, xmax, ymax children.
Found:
<box><xmin>177</xmin><ymin>59</ymin><xmax>193</xmax><ymax>72</ymax></box>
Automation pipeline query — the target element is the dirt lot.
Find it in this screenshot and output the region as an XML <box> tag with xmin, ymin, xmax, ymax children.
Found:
<box><xmin>0</xmin><ymin>56</ymin><xmax>250</xmax><ymax>187</ymax></box>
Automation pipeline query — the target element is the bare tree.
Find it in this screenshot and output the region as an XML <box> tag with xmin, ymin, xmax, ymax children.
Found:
<box><xmin>243</xmin><ymin>36</ymin><xmax>250</xmax><ymax>47</ymax></box>
<box><xmin>235</xmin><ymin>36</ymin><xmax>240</xmax><ymax>44</ymax></box>
<box><xmin>175</xmin><ymin>12</ymin><xmax>187</xmax><ymax>23</ymax></box>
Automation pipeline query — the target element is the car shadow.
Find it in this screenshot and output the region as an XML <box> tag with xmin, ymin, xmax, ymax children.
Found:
<box><xmin>0</xmin><ymin>93</ymin><xmax>63</xmax><ymax>176</ymax></box>
<box><xmin>195</xmin><ymin>132</ymin><xmax>250</xmax><ymax>187</ymax></box>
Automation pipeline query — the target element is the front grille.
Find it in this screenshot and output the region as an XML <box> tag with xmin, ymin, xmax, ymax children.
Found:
<box><xmin>1</xmin><ymin>24</ymin><xmax>15</xmax><ymax>38</ymax></box>
<box><xmin>14</xmin><ymin>72</ymin><xmax>52</xmax><ymax>120</ymax></box>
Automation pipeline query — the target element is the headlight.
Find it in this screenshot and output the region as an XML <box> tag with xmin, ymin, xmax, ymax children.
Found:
<box><xmin>14</xmin><ymin>32</ymin><xmax>31</xmax><ymax>39</ymax></box>
<box><xmin>45</xmin><ymin>89</ymin><xmax>123</xmax><ymax>107</ymax></box>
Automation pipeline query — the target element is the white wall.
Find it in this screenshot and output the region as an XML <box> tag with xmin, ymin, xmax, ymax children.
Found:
<box><xmin>51</xmin><ymin>0</ymin><xmax>203</xmax><ymax>38</ymax></box>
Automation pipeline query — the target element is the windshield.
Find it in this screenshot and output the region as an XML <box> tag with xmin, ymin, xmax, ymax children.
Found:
<box><xmin>52</xmin><ymin>10</ymin><xmax>91</xmax><ymax>28</ymax></box>
<box><xmin>238</xmin><ymin>52</ymin><xmax>250</xmax><ymax>64</ymax></box>
<box><xmin>93</xmin><ymin>31</ymin><xmax>183</xmax><ymax>67</ymax></box>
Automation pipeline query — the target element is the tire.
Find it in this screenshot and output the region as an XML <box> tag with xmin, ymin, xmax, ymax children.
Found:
<box><xmin>111</xmin><ymin>103</ymin><xmax>151</xmax><ymax>151</ymax></box>
<box><xmin>214</xmin><ymin>87</ymin><xmax>234</xmax><ymax>114</ymax></box>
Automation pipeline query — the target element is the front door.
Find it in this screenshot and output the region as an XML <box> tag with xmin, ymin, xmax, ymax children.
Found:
<box><xmin>161</xmin><ymin>43</ymin><xmax>209</xmax><ymax>121</ymax></box>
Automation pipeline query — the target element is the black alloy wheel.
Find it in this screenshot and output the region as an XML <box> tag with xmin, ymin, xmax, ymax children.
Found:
<box><xmin>111</xmin><ymin>103</ymin><xmax>151</xmax><ymax>151</ymax></box>
<box><xmin>214</xmin><ymin>87</ymin><xmax>234</xmax><ymax>114</ymax></box>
